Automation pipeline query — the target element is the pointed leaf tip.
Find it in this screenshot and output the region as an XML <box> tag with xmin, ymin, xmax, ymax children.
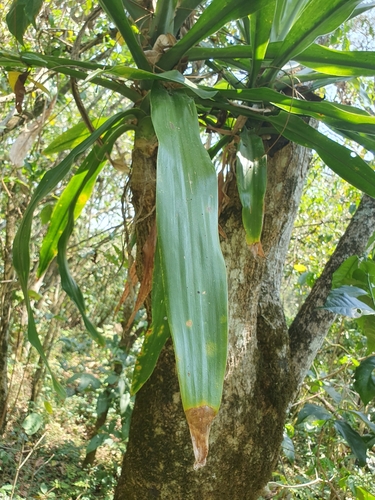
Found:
<box><xmin>185</xmin><ymin>406</ymin><xmax>216</xmax><ymax>470</ymax></box>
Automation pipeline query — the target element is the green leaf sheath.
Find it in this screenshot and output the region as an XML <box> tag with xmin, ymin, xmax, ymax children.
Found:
<box><xmin>236</xmin><ymin>130</ymin><xmax>267</xmax><ymax>254</ymax></box>
<box><xmin>131</xmin><ymin>242</ymin><xmax>170</xmax><ymax>395</ymax></box>
<box><xmin>151</xmin><ymin>85</ymin><xmax>228</xmax><ymax>467</ymax></box>
<box><xmin>151</xmin><ymin>85</ymin><xmax>228</xmax><ymax>412</ymax></box>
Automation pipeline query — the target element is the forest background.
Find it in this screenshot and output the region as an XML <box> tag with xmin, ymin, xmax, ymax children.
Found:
<box><xmin>1</xmin><ymin>1</ymin><xmax>375</xmax><ymax>499</ymax></box>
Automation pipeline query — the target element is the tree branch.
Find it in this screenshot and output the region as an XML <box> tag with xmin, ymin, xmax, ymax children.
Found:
<box><xmin>289</xmin><ymin>194</ymin><xmax>375</xmax><ymax>390</ymax></box>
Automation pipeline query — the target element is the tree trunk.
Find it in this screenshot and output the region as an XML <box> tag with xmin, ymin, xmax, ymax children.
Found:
<box><xmin>114</xmin><ymin>141</ymin><xmax>375</xmax><ymax>499</ymax></box>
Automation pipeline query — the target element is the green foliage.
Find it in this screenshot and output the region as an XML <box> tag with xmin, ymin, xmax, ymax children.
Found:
<box><xmin>354</xmin><ymin>356</ymin><xmax>375</xmax><ymax>405</ymax></box>
<box><xmin>151</xmin><ymin>85</ymin><xmax>228</xmax><ymax>416</ymax></box>
<box><xmin>324</xmin><ymin>254</ymin><xmax>375</xmax><ymax>352</ymax></box>
<box><xmin>2</xmin><ymin>0</ymin><xmax>375</xmax><ymax>492</ymax></box>
<box><xmin>6</xmin><ymin>0</ymin><xmax>44</xmax><ymax>44</ymax></box>
<box><xmin>236</xmin><ymin>129</ymin><xmax>267</xmax><ymax>251</ymax></box>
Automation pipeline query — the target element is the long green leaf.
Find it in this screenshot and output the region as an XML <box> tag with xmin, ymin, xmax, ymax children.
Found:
<box><xmin>187</xmin><ymin>42</ymin><xmax>375</xmax><ymax>80</ymax></box>
<box><xmin>159</xmin><ymin>0</ymin><xmax>272</xmax><ymax>70</ymax></box>
<box><xmin>38</xmin><ymin>122</ymin><xmax>134</xmax><ymax>276</ymax></box>
<box><xmin>149</xmin><ymin>0</ymin><xmax>177</xmax><ymax>43</ymax></box>
<box><xmin>334</xmin><ymin>420</ymin><xmax>368</xmax><ymax>466</ymax></box>
<box><xmin>0</xmin><ymin>50</ymin><xmax>140</xmax><ymax>101</ymax></box>
<box><xmin>218</xmin><ymin>87</ymin><xmax>375</xmax><ymax>136</ymax></box>
<box><xmin>6</xmin><ymin>0</ymin><xmax>44</xmax><ymax>44</ymax></box>
<box><xmin>43</xmin><ymin>118</ymin><xmax>109</xmax><ymax>155</ymax></box>
<box><xmin>105</xmin><ymin>66</ymin><xmax>216</xmax><ymax>98</ymax></box>
<box><xmin>131</xmin><ymin>241</ymin><xmax>170</xmax><ymax>395</ymax></box>
<box><xmin>12</xmin><ymin>112</ymin><xmax>130</xmax><ymax>396</ymax></box>
<box><xmin>57</xmin><ymin>206</ymin><xmax>105</xmax><ymax>347</ymax></box>
<box><xmin>268</xmin><ymin>112</ymin><xmax>375</xmax><ymax>198</ymax></box>
<box><xmin>263</xmin><ymin>0</ymin><xmax>363</xmax><ymax>83</ymax></box>
<box><xmin>270</xmin><ymin>98</ymin><xmax>375</xmax><ymax>135</ymax></box>
<box><xmin>296</xmin><ymin>44</ymin><xmax>375</xmax><ymax>77</ymax></box>
<box><xmin>98</xmin><ymin>0</ymin><xmax>152</xmax><ymax>71</ymax></box>
<box><xmin>271</xmin><ymin>0</ymin><xmax>310</xmax><ymax>41</ymax></box>
<box><xmin>151</xmin><ymin>85</ymin><xmax>228</xmax><ymax>469</ymax></box>
<box><xmin>249</xmin><ymin>0</ymin><xmax>276</xmax><ymax>87</ymax></box>
<box><xmin>173</xmin><ymin>0</ymin><xmax>203</xmax><ymax>34</ymax></box>
<box><xmin>236</xmin><ymin>130</ymin><xmax>267</xmax><ymax>256</ymax></box>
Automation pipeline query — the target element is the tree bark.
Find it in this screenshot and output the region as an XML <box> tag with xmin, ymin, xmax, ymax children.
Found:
<box><xmin>114</xmin><ymin>141</ymin><xmax>375</xmax><ymax>499</ymax></box>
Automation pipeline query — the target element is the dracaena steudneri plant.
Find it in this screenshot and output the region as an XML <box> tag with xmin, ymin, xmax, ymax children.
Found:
<box><xmin>4</xmin><ymin>0</ymin><xmax>375</xmax><ymax>468</ymax></box>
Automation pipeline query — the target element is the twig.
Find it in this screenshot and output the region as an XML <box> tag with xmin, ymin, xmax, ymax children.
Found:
<box><xmin>10</xmin><ymin>433</ymin><xmax>46</xmax><ymax>500</ymax></box>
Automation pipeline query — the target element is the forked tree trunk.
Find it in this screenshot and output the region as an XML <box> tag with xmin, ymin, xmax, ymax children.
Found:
<box><xmin>114</xmin><ymin>141</ymin><xmax>375</xmax><ymax>499</ymax></box>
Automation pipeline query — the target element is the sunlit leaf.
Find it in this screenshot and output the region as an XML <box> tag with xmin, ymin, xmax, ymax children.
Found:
<box><xmin>236</xmin><ymin>129</ymin><xmax>267</xmax><ymax>256</ymax></box>
<box><xmin>269</xmin><ymin>112</ymin><xmax>375</xmax><ymax>199</ymax></box>
<box><xmin>151</xmin><ymin>84</ymin><xmax>228</xmax><ymax>469</ymax></box>
<box><xmin>43</xmin><ymin>118</ymin><xmax>109</xmax><ymax>155</ymax></box>
<box><xmin>22</xmin><ymin>412</ymin><xmax>43</xmax><ymax>436</ymax></box>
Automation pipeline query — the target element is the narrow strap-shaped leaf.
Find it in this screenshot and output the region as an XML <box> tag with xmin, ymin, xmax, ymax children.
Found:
<box><xmin>98</xmin><ymin>0</ymin><xmax>151</xmax><ymax>71</ymax></box>
<box><xmin>173</xmin><ymin>0</ymin><xmax>203</xmax><ymax>34</ymax></box>
<box><xmin>159</xmin><ymin>0</ymin><xmax>272</xmax><ymax>70</ymax></box>
<box><xmin>43</xmin><ymin>117</ymin><xmax>109</xmax><ymax>155</ymax></box>
<box><xmin>337</xmin><ymin>130</ymin><xmax>375</xmax><ymax>155</ymax></box>
<box><xmin>100</xmin><ymin>66</ymin><xmax>217</xmax><ymax>99</ymax></box>
<box><xmin>271</xmin><ymin>0</ymin><xmax>309</xmax><ymax>41</ymax></box>
<box><xmin>131</xmin><ymin>240</ymin><xmax>170</xmax><ymax>395</ymax></box>
<box><xmin>13</xmin><ymin>112</ymin><xmax>130</xmax><ymax>396</ymax></box>
<box><xmin>148</xmin><ymin>0</ymin><xmax>177</xmax><ymax>43</ymax></box>
<box><xmin>1</xmin><ymin>51</ymin><xmax>141</xmax><ymax>101</ymax></box>
<box><xmin>296</xmin><ymin>44</ymin><xmax>375</xmax><ymax>77</ymax></box>
<box><xmin>13</xmin><ymin>112</ymin><xmax>128</xmax><ymax>286</ymax></box>
<box><xmin>268</xmin><ymin>112</ymin><xmax>375</xmax><ymax>198</ymax></box>
<box><xmin>38</xmin><ymin>122</ymin><xmax>133</xmax><ymax>276</ymax></box>
<box><xmin>249</xmin><ymin>0</ymin><xmax>276</xmax><ymax>87</ymax></box>
<box><xmin>236</xmin><ymin>130</ymin><xmax>267</xmax><ymax>257</ymax></box>
<box><xmin>263</xmin><ymin>0</ymin><xmax>363</xmax><ymax>83</ymax></box>
<box><xmin>151</xmin><ymin>85</ymin><xmax>228</xmax><ymax>469</ymax></box>
<box><xmin>24</xmin><ymin>309</ymin><xmax>65</xmax><ymax>398</ymax></box>
<box><xmin>218</xmin><ymin>88</ymin><xmax>375</xmax><ymax>135</ymax></box>
<box><xmin>57</xmin><ymin>206</ymin><xmax>105</xmax><ymax>347</ymax></box>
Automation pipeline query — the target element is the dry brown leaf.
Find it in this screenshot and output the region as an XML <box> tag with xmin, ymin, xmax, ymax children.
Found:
<box><xmin>114</xmin><ymin>261</ymin><xmax>138</xmax><ymax>315</ymax></box>
<box><xmin>125</xmin><ymin>223</ymin><xmax>157</xmax><ymax>329</ymax></box>
<box><xmin>14</xmin><ymin>71</ymin><xmax>29</xmax><ymax>113</ymax></box>
<box><xmin>9</xmin><ymin>96</ymin><xmax>56</xmax><ymax>167</ymax></box>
